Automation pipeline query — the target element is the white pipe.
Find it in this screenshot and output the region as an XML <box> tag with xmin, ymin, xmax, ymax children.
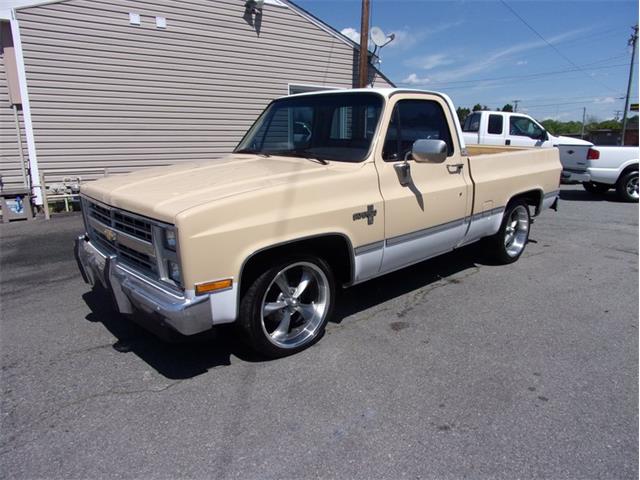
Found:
<box><xmin>10</xmin><ymin>11</ymin><xmax>42</xmax><ymax>205</ymax></box>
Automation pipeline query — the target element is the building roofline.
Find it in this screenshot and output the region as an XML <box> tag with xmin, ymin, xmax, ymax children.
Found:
<box><xmin>1</xmin><ymin>0</ymin><xmax>395</xmax><ymax>85</ymax></box>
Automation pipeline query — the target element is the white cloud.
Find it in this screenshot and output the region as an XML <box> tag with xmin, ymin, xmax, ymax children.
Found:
<box><xmin>387</xmin><ymin>21</ymin><xmax>463</xmax><ymax>51</ymax></box>
<box><xmin>405</xmin><ymin>53</ymin><xmax>454</xmax><ymax>71</ymax></box>
<box><xmin>594</xmin><ymin>96</ymin><xmax>616</xmax><ymax>104</ymax></box>
<box><xmin>341</xmin><ymin>21</ymin><xmax>463</xmax><ymax>53</ymax></box>
<box><xmin>516</xmin><ymin>60</ymin><xmax>528</xmax><ymax>66</ymax></box>
<box><xmin>341</xmin><ymin>27</ymin><xmax>360</xmax><ymax>44</ymax></box>
<box><xmin>404</xmin><ymin>28</ymin><xmax>589</xmax><ymax>84</ymax></box>
<box><xmin>402</xmin><ymin>73</ymin><xmax>431</xmax><ymax>86</ymax></box>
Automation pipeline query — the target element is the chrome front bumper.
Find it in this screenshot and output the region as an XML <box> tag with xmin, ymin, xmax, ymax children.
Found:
<box><xmin>75</xmin><ymin>234</ymin><xmax>213</xmax><ymax>336</ymax></box>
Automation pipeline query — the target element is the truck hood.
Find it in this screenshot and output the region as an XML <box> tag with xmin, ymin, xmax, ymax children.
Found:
<box><xmin>553</xmin><ymin>135</ymin><xmax>593</xmax><ymax>147</ymax></box>
<box><xmin>81</xmin><ymin>154</ymin><xmax>341</xmax><ymax>223</ymax></box>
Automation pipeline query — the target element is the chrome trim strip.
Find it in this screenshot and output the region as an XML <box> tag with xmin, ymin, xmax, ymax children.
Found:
<box><xmin>385</xmin><ymin>218</ymin><xmax>466</xmax><ymax>247</ymax></box>
<box><xmin>467</xmin><ymin>206</ymin><xmax>505</xmax><ymax>220</ymax></box>
<box><xmin>354</xmin><ymin>240</ymin><xmax>385</xmax><ymax>256</ymax></box>
<box><xmin>544</xmin><ymin>189</ymin><xmax>560</xmax><ymax>199</ymax></box>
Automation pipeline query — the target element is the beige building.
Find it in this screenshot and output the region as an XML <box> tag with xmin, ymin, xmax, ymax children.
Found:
<box><xmin>0</xmin><ymin>0</ymin><xmax>393</xmax><ymax>206</ymax></box>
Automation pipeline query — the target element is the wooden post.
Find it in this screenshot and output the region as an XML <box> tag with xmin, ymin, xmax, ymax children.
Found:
<box><xmin>358</xmin><ymin>0</ymin><xmax>370</xmax><ymax>88</ymax></box>
<box><xmin>621</xmin><ymin>25</ymin><xmax>638</xmax><ymax>146</ymax></box>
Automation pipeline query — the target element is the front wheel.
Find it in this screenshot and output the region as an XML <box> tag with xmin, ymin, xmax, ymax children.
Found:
<box><xmin>616</xmin><ymin>171</ymin><xmax>639</xmax><ymax>203</ymax></box>
<box><xmin>485</xmin><ymin>200</ymin><xmax>530</xmax><ymax>264</ymax></box>
<box><xmin>239</xmin><ymin>256</ymin><xmax>335</xmax><ymax>358</ymax></box>
<box><xmin>582</xmin><ymin>182</ymin><xmax>610</xmax><ymax>195</ymax></box>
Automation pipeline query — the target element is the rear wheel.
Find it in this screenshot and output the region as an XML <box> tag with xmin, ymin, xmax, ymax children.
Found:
<box><xmin>582</xmin><ymin>182</ymin><xmax>610</xmax><ymax>195</ymax></box>
<box><xmin>239</xmin><ymin>256</ymin><xmax>335</xmax><ymax>358</ymax></box>
<box><xmin>486</xmin><ymin>200</ymin><xmax>530</xmax><ymax>264</ymax></box>
<box><xmin>615</xmin><ymin>170</ymin><xmax>639</xmax><ymax>203</ymax></box>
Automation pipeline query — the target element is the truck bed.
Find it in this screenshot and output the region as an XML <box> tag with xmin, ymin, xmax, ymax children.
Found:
<box><xmin>466</xmin><ymin>146</ymin><xmax>561</xmax><ymax>216</ymax></box>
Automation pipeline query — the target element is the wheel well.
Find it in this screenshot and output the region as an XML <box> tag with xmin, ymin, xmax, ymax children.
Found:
<box><xmin>509</xmin><ymin>189</ymin><xmax>543</xmax><ymax>215</ymax></box>
<box><xmin>239</xmin><ymin>235</ymin><xmax>353</xmax><ymax>297</ymax></box>
<box><xmin>619</xmin><ymin>163</ymin><xmax>638</xmax><ymax>180</ymax></box>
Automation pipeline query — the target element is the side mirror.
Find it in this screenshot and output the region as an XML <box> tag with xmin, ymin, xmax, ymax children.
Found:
<box><xmin>411</xmin><ymin>139</ymin><xmax>448</xmax><ymax>164</ymax></box>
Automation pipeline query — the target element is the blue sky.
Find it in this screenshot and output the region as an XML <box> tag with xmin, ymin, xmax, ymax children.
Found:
<box><xmin>295</xmin><ymin>0</ymin><xmax>639</xmax><ymax>122</ymax></box>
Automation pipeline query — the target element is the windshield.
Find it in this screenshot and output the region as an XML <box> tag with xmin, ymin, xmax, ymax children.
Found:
<box><xmin>235</xmin><ymin>92</ymin><xmax>384</xmax><ymax>162</ymax></box>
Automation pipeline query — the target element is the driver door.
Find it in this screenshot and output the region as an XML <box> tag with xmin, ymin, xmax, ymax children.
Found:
<box><xmin>375</xmin><ymin>94</ymin><xmax>472</xmax><ymax>273</ymax></box>
<box><xmin>507</xmin><ymin>114</ymin><xmax>549</xmax><ymax>147</ymax></box>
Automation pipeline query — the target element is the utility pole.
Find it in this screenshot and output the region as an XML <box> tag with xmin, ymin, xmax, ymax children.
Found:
<box><xmin>358</xmin><ymin>0</ymin><xmax>370</xmax><ymax>88</ymax></box>
<box><xmin>621</xmin><ymin>24</ymin><xmax>638</xmax><ymax>146</ymax></box>
<box><xmin>512</xmin><ymin>99</ymin><xmax>521</xmax><ymax>112</ymax></box>
<box><xmin>613</xmin><ymin>110</ymin><xmax>622</xmax><ymax>121</ymax></box>
<box><xmin>581</xmin><ymin>107</ymin><xmax>587</xmax><ymax>139</ymax></box>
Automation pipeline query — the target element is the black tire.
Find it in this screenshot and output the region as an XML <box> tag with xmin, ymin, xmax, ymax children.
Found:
<box><xmin>615</xmin><ymin>170</ymin><xmax>639</xmax><ymax>203</ymax></box>
<box><xmin>239</xmin><ymin>255</ymin><xmax>335</xmax><ymax>358</ymax></box>
<box><xmin>582</xmin><ymin>182</ymin><xmax>610</xmax><ymax>195</ymax></box>
<box><xmin>485</xmin><ymin>200</ymin><xmax>531</xmax><ymax>264</ymax></box>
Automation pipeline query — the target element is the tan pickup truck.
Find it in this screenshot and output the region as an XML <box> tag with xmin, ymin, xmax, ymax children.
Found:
<box><xmin>75</xmin><ymin>88</ymin><xmax>561</xmax><ymax>357</ymax></box>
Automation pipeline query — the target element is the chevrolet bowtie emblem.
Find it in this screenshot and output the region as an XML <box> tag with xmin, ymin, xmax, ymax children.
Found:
<box><xmin>353</xmin><ymin>204</ymin><xmax>377</xmax><ymax>225</ymax></box>
<box><xmin>103</xmin><ymin>227</ymin><xmax>117</xmax><ymax>242</ymax></box>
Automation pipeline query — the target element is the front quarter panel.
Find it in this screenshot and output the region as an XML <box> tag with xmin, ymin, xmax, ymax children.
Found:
<box><xmin>175</xmin><ymin>161</ymin><xmax>385</xmax><ymax>293</ymax></box>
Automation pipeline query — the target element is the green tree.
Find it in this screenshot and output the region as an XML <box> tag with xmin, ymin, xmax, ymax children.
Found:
<box><xmin>501</xmin><ymin>104</ymin><xmax>514</xmax><ymax>112</ymax></box>
<box><xmin>472</xmin><ymin>104</ymin><xmax>483</xmax><ymax>112</ymax></box>
<box><xmin>456</xmin><ymin>107</ymin><xmax>470</xmax><ymax>123</ymax></box>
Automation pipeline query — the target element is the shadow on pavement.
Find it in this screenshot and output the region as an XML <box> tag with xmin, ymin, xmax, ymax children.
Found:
<box><xmin>83</xmin><ymin>288</ymin><xmax>261</xmax><ymax>379</ymax></box>
<box><xmin>559</xmin><ymin>188</ymin><xmax>623</xmax><ymax>203</ymax></box>
<box><xmin>82</xmin><ymin>241</ymin><xmax>497</xmax><ymax>380</ymax></box>
<box><xmin>333</xmin><ymin>242</ymin><xmax>488</xmax><ymax>323</ymax></box>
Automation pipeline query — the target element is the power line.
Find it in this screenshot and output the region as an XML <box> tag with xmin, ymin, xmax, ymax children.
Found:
<box><xmin>523</xmin><ymin>97</ymin><xmax>625</xmax><ymax>109</ymax></box>
<box><xmin>551</xmin><ymin>27</ymin><xmax>621</xmax><ymax>48</ymax></box>
<box><xmin>499</xmin><ymin>0</ymin><xmax>622</xmax><ymax>94</ymax></box>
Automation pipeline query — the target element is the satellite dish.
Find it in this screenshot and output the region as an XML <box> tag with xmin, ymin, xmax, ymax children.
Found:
<box><xmin>370</xmin><ymin>26</ymin><xmax>388</xmax><ymax>47</ymax></box>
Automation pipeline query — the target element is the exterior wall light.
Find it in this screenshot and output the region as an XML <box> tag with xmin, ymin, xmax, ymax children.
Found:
<box><xmin>244</xmin><ymin>0</ymin><xmax>265</xmax><ymax>15</ymax></box>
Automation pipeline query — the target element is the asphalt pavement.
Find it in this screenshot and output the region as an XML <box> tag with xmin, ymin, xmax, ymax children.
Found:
<box><xmin>1</xmin><ymin>184</ymin><xmax>638</xmax><ymax>479</ymax></box>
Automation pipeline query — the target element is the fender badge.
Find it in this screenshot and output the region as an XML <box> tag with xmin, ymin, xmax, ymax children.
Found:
<box><xmin>353</xmin><ymin>205</ymin><xmax>377</xmax><ymax>225</ymax></box>
<box><xmin>103</xmin><ymin>227</ymin><xmax>117</xmax><ymax>242</ymax></box>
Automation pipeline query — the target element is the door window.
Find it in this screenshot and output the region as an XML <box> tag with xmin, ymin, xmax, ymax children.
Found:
<box><xmin>509</xmin><ymin>116</ymin><xmax>544</xmax><ymax>139</ymax></box>
<box><xmin>383</xmin><ymin>100</ymin><xmax>454</xmax><ymax>161</ymax></box>
<box><xmin>462</xmin><ymin>113</ymin><xmax>481</xmax><ymax>132</ymax></box>
<box><xmin>488</xmin><ymin>114</ymin><xmax>503</xmax><ymax>135</ymax></box>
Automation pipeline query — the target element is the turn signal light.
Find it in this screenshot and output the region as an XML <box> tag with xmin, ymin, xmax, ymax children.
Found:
<box><xmin>195</xmin><ymin>279</ymin><xmax>233</xmax><ymax>295</ymax></box>
<box><xmin>587</xmin><ymin>148</ymin><xmax>600</xmax><ymax>160</ymax></box>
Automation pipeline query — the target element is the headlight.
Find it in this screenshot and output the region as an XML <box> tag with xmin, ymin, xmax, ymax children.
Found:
<box><xmin>167</xmin><ymin>260</ymin><xmax>181</xmax><ymax>284</ymax></box>
<box><xmin>164</xmin><ymin>228</ymin><xmax>177</xmax><ymax>251</ymax></box>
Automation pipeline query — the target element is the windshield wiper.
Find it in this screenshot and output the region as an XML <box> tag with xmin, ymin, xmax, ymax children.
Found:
<box><xmin>270</xmin><ymin>149</ymin><xmax>329</xmax><ymax>165</ymax></box>
<box><xmin>235</xmin><ymin>148</ymin><xmax>270</xmax><ymax>157</ymax></box>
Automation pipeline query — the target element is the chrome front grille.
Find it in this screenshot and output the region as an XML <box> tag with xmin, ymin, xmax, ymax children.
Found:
<box><xmin>82</xmin><ymin>198</ymin><xmax>159</xmax><ymax>278</ymax></box>
<box><xmin>113</xmin><ymin>211</ymin><xmax>153</xmax><ymax>242</ymax></box>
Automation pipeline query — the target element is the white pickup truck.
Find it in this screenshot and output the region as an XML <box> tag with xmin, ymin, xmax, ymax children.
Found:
<box><xmin>461</xmin><ymin>111</ymin><xmax>593</xmax><ymax>183</ymax></box>
<box><xmin>582</xmin><ymin>146</ymin><xmax>639</xmax><ymax>202</ymax></box>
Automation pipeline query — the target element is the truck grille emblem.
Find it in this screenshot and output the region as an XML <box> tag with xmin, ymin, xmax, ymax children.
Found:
<box><xmin>353</xmin><ymin>205</ymin><xmax>377</xmax><ymax>225</ymax></box>
<box><xmin>103</xmin><ymin>227</ymin><xmax>117</xmax><ymax>242</ymax></box>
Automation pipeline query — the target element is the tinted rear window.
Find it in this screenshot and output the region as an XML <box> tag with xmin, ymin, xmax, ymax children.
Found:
<box><xmin>488</xmin><ymin>114</ymin><xmax>503</xmax><ymax>135</ymax></box>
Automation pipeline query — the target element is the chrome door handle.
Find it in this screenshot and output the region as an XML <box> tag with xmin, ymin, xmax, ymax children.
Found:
<box><xmin>447</xmin><ymin>163</ymin><xmax>464</xmax><ymax>174</ymax></box>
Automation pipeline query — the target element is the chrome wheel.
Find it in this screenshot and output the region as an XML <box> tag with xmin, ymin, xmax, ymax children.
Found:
<box><xmin>503</xmin><ymin>205</ymin><xmax>529</xmax><ymax>257</ymax></box>
<box><xmin>260</xmin><ymin>262</ymin><xmax>329</xmax><ymax>349</ymax></box>
<box><xmin>626</xmin><ymin>176</ymin><xmax>639</xmax><ymax>200</ymax></box>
